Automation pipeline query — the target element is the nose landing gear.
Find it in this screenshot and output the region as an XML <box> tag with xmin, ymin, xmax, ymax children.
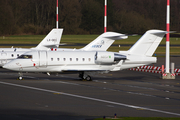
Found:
<box><xmin>17</xmin><ymin>72</ymin><xmax>24</xmax><ymax>80</ymax></box>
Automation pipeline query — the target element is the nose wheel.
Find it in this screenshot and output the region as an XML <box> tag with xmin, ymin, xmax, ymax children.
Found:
<box><xmin>17</xmin><ymin>76</ymin><xmax>24</xmax><ymax>80</ymax></box>
<box><xmin>17</xmin><ymin>72</ymin><xmax>24</xmax><ymax>80</ymax></box>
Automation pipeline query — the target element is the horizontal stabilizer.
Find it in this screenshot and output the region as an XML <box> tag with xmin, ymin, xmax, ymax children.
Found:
<box><xmin>104</xmin><ymin>35</ymin><xmax>128</xmax><ymax>40</ymax></box>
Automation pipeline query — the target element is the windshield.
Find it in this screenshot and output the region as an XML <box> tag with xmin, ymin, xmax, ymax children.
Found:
<box><xmin>18</xmin><ymin>55</ymin><xmax>32</xmax><ymax>59</ymax></box>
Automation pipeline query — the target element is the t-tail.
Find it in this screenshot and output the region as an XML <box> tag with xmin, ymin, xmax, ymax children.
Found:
<box><xmin>119</xmin><ymin>30</ymin><xmax>167</xmax><ymax>70</ymax></box>
<box><xmin>34</xmin><ymin>28</ymin><xmax>63</xmax><ymax>50</ymax></box>
<box><xmin>127</xmin><ymin>30</ymin><xmax>167</xmax><ymax>56</ymax></box>
<box><xmin>81</xmin><ymin>32</ymin><xmax>128</xmax><ymax>51</ymax></box>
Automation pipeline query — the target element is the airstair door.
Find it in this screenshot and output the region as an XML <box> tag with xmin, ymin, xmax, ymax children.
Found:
<box><xmin>39</xmin><ymin>51</ymin><xmax>47</xmax><ymax>67</ymax></box>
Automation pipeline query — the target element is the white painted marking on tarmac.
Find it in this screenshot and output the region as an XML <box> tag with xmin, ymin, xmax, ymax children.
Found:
<box><xmin>0</xmin><ymin>81</ymin><xmax>180</xmax><ymax>117</ymax></box>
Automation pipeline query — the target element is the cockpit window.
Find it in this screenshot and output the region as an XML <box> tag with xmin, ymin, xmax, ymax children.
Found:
<box><xmin>18</xmin><ymin>55</ymin><xmax>32</xmax><ymax>59</ymax></box>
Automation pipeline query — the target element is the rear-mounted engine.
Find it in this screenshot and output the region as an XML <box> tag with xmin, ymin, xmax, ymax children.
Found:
<box><xmin>95</xmin><ymin>52</ymin><xmax>126</xmax><ymax>65</ymax></box>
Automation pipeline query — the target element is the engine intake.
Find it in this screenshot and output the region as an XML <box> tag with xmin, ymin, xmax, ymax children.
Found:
<box><xmin>95</xmin><ymin>52</ymin><xmax>126</xmax><ymax>65</ymax></box>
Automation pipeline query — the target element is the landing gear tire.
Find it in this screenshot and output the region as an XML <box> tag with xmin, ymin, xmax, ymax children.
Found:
<box><xmin>17</xmin><ymin>76</ymin><xmax>24</xmax><ymax>80</ymax></box>
<box><xmin>85</xmin><ymin>76</ymin><xmax>92</xmax><ymax>81</ymax></box>
<box><xmin>79</xmin><ymin>72</ymin><xmax>92</xmax><ymax>81</ymax></box>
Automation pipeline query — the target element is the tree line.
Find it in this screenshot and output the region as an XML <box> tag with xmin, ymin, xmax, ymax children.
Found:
<box><xmin>0</xmin><ymin>0</ymin><xmax>180</xmax><ymax>35</ymax></box>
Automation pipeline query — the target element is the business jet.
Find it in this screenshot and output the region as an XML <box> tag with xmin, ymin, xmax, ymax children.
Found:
<box><xmin>3</xmin><ymin>30</ymin><xmax>166</xmax><ymax>81</ymax></box>
<box><xmin>0</xmin><ymin>28</ymin><xmax>63</xmax><ymax>66</ymax></box>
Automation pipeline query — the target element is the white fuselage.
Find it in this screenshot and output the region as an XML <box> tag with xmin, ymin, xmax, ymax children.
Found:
<box><xmin>0</xmin><ymin>48</ymin><xmax>81</xmax><ymax>67</ymax></box>
<box><xmin>3</xmin><ymin>50</ymin><xmax>156</xmax><ymax>73</ymax></box>
<box><xmin>3</xmin><ymin>51</ymin><xmax>119</xmax><ymax>72</ymax></box>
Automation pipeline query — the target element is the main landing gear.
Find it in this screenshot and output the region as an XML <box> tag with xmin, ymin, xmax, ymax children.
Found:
<box><xmin>79</xmin><ymin>72</ymin><xmax>92</xmax><ymax>81</ymax></box>
<box><xmin>17</xmin><ymin>72</ymin><xmax>24</xmax><ymax>80</ymax></box>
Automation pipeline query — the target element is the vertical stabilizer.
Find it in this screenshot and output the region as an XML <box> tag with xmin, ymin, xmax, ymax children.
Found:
<box><xmin>35</xmin><ymin>29</ymin><xmax>63</xmax><ymax>50</ymax></box>
<box><xmin>128</xmin><ymin>30</ymin><xmax>166</xmax><ymax>56</ymax></box>
<box><xmin>81</xmin><ymin>32</ymin><xmax>127</xmax><ymax>51</ymax></box>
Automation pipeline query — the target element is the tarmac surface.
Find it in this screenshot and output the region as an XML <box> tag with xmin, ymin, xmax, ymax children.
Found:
<box><xmin>0</xmin><ymin>57</ymin><xmax>180</xmax><ymax>120</ymax></box>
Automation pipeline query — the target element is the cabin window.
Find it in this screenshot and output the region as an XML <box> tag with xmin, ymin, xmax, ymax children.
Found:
<box><xmin>88</xmin><ymin>58</ymin><xmax>91</xmax><ymax>61</ymax></box>
<box><xmin>11</xmin><ymin>54</ymin><xmax>14</xmax><ymax>57</ymax></box>
<box><xmin>70</xmin><ymin>58</ymin><xmax>72</xmax><ymax>61</ymax></box>
<box><xmin>51</xmin><ymin>58</ymin><xmax>53</xmax><ymax>61</ymax></box>
<box><xmin>82</xmin><ymin>58</ymin><xmax>85</xmax><ymax>61</ymax></box>
<box><xmin>63</xmin><ymin>58</ymin><xmax>66</xmax><ymax>61</ymax></box>
<box><xmin>18</xmin><ymin>55</ymin><xmax>32</xmax><ymax>59</ymax></box>
<box><xmin>57</xmin><ymin>58</ymin><xmax>60</xmax><ymax>61</ymax></box>
<box><xmin>17</xmin><ymin>54</ymin><xmax>19</xmax><ymax>57</ymax></box>
<box><xmin>76</xmin><ymin>58</ymin><xmax>78</xmax><ymax>61</ymax></box>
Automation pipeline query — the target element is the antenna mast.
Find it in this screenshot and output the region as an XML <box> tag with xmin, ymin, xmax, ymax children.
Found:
<box><xmin>56</xmin><ymin>0</ymin><xmax>58</xmax><ymax>28</ymax></box>
<box><xmin>166</xmin><ymin>0</ymin><xmax>170</xmax><ymax>73</ymax></box>
<box><xmin>104</xmin><ymin>0</ymin><xmax>107</xmax><ymax>33</ymax></box>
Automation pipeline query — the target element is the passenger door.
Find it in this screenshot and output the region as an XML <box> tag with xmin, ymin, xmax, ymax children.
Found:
<box><xmin>39</xmin><ymin>51</ymin><xmax>47</xmax><ymax>67</ymax></box>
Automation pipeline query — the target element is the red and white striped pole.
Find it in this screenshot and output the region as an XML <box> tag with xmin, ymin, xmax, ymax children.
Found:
<box><xmin>56</xmin><ymin>0</ymin><xmax>58</xmax><ymax>29</ymax></box>
<box><xmin>166</xmin><ymin>0</ymin><xmax>170</xmax><ymax>73</ymax></box>
<box><xmin>104</xmin><ymin>0</ymin><xmax>107</xmax><ymax>33</ymax></box>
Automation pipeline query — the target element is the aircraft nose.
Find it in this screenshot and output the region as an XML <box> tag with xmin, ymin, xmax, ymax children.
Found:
<box><xmin>3</xmin><ymin>60</ymin><xmax>22</xmax><ymax>71</ymax></box>
<box><xmin>3</xmin><ymin>63</ymin><xmax>11</xmax><ymax>69</ymax></box>
<box><xmin>3</xmin><ymin>62</ymin><xmax>16</xmax><ymax>70</ymax></box>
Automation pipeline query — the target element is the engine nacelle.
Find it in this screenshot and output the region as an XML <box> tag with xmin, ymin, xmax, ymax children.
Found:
<box><xmin>95</xmin><ymin>52</ymin><xmax>126</xmax><ymax>65</ymax></box>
